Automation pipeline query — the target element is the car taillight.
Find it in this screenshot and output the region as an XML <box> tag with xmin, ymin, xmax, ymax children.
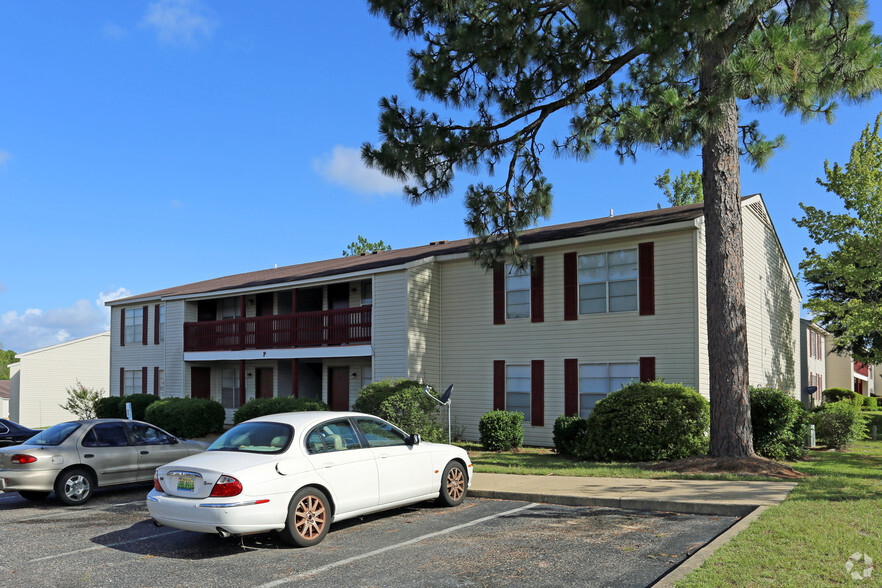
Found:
<box><xmin>11</xmin><ymin>454</ymin><xmax>37</xmax><ymax>464</ymax></box>
<box><xmin>154</xmin><ymin>474</ymin><xmax>163</xmax><ymax>492</ymax></box>
<box><xmin>210</xmin><ymin>475</ymin><xmax>242</xmax><ymax>497</ymax></box>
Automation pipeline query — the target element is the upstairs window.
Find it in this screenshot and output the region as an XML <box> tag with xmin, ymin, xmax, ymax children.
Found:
<box><xmin>578</xmin><ymin>250</ymin><xmax>638</xmax><ymax>314</ymax></box>
<box><xmin>505</xmin><ymin>264</ymin><xmax>531</xmax><ymax>319</ymax></box>
<box><xmin>124</xmin><ymin>308</ymin><xmax>144</xmax><ymax>344</ymax></box>
<box><xmin>158</xmin><ymin>305</ymin><xmax>165</xmax><ymax>343</ymax></box>
<box><xmin>221</xmin><ymin>297</ymin><xmax>240</xmax><ymax>319</ymax></box>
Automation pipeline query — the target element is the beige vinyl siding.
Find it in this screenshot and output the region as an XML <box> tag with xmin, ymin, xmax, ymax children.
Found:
<box><xmin>825</xmin><ymin>335</ymin><xmax>856</xmax><ymax>390</ymax></box>
<box><xmin>109</xmin><ymin>302</ymin><xmax>165</xmax><ymax>396</ymax></box>
<box><xmin>163</xmin><ymin>300</ymin><xmax>185</xmax><ymax>397</ymax></box>
<box><xmin>439</xmin><ymin>229</ymin><xmax>700</xmax><ymax>446</ymax></box>
<box><xmin>407</xmin><ymin>261</ymin><xmax>442</xmax><ymax>387</ymax></box>
<box><xmin>742</xmin><ymin>199</ymin><xmax>800</xmax><ymax>395</ymax></box>
<box><xmin>14</xmin><ymin>332</ymin><xmax>110</xmax><ymax>428</ymax></box>
<box><xmin>372</xmin><ymin>271</ymin><xmax>409</xmax><ymax>381</ymax></box>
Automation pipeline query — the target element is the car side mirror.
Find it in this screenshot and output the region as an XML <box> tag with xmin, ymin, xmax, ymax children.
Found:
<box><xmin>408</xmin><ymin>434</ymin><xmax>421</xmax><ymax>446</ymax></box>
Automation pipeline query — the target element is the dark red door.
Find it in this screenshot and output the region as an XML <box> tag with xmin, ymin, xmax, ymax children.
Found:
<box><xmin>328</xmin><ymin>367</ymin><xmax>349</xmax><ymax>411</ymax></box>
<box><xmin>257</xmin><ymin>368</ymin><xmax>273</xmax><ymax>399</ymax></box>
<box><xmin>191</xmin><ymin>367</ymin><xmax>211</xmax><ymax>399</ymax></box>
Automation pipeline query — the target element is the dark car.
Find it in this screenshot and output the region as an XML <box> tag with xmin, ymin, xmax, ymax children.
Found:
<box><xmin>0</xmin><ymin>418</ymin><xmax>38</xmax><ymax>447</ymax></box>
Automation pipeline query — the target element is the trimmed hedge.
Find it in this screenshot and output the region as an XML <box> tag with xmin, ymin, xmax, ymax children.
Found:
<box><xmin>813</xmin><ymin>400</ymin><xmax>868</xmax><ymax>449</ymax></box>
<box><xmin>553</xmin><ymin>415</ymin><xmax>588</xmax><ymax>456</ymax></box>
<box><xmin>144</xmin><ymin>397</ymin><xmax>225</xmax><ymax>438</ymax></box>
<box><xmin>233</xmin><ymin>396</ymin><xmax>329</xmax><ymax>424</ymax></box>
<box><xmin>864</xmin><ymin>396</ymin><xmax>878</xmax><ymax>409</ymax></box>
<box><xmin>749</xmin><ymin>387</ymin><xmax>809</xmax><ymax>460</ymax></box>
<box><xmin>353</xmin><ymin>378</ymin><xmax>445</xmax><ymax>442</ymax></box>
<box><xmin>94</xmin><ymin>394</ymin><xmax>159</xmax><ymax>420</ymax></box>
<box><xmin>94</xmin><ymin>396</ymin><xmax>123</xmax><ymax>419</ymax></box>
<box><xmin>578</xmin><ymin>381</ymin><xmax>709</xmax><ymax>462</ymax></box>
<box><xmin>479</xmin><ymin>410</ymin><xmax>524</xmax><ymax>451</ymax></box>
<box><xmin>822</xmin><ymin>388</ymin><xmax>859</xmax><ymax>403</ymax></box>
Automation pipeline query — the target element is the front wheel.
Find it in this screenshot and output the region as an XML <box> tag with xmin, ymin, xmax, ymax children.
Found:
<box><xmin>54</xmin><ymin>468</ymin><xmax>94</xmax><ymax>506</ymax></box>
<box><xmin>438</xmin><ymin>461</ymin><xmax>467</xmax><ymax>507</ymax></box>
<box><xmin>279</xmin><ymin>487</ymin><xmax>331</xmax><ymax>547</ymax></box>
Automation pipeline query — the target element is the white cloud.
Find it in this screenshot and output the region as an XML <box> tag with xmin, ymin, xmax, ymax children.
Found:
<box><xmin>102</xmin><ymin>21</ymin><xmax>128</xmax><ymax>40</ymax></box>
<box><xmin>0</xmin><ymin>151</ymin><xmax>10</xmax><ymax>166</ymax></box>
<box><xmin>171</xmin><ymin>199</ymin><xmax>183</xmax><ymax>209</ymax></box>
<box><xmin>0</xmin><ymin>287</ymin><xmax>130</xmax><ymax>353</ymax></box>
<box><xmin>312</xmin><ymin>146</ymin><xmax>405</xmax><ymax>196</ymax></box>
<box><xmin>141</xmin><ymin>0</ymin><xmax>218</xmax><ymax>46</ymax></box>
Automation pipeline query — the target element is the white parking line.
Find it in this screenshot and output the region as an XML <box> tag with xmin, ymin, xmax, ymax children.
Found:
<box><xmin>256</xmin><ymin>502</ymin><xmax>539</xmax><ymax>588</ymax></box>
<box><xmin>28</xmin><ymin>529</ymin><xmax>185</xmax><ymax>563</ymax></box>
<box><xmin>14</xmin><ymin>500</ymin><xmax>144</xmax><ymax>522</ymax></box>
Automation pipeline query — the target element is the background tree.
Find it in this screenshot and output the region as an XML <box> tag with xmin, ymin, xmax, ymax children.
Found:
<box><xmin>343</xmin><ymin>235</ymin><xmax>392</xmax><ymax>256</ymax></box>
<box><xmin>655</xmin><ymin>169</ymin><xmax>703</xmax><ymax>208</ymax></box>
<box><xmin>796</xmin><ymin>114</ymin><xmax>882</xmax><ymax>363</ymax></box>
<box><xmin>0</xmin><ymin>347</ymin><xmax>16</xmax><ymax>380</ymax></box>
<box><xmin>364</xmin><ymin>0</ymin><xmax>882</xmax><ymax>457</ymax></box>
<box><xmin>59</xmin><ymin>381</ymin><xmax>104</xmax><ymax>420</ymax></box>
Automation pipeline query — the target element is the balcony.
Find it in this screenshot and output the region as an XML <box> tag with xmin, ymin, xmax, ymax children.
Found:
<box><xmin>184</xmin><ymin>306</ymin><xmax>372</xmax><ymax>352</ymax></box>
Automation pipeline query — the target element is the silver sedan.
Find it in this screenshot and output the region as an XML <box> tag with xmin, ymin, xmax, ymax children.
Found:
<box><xmin>0</xmin><ymin>418</ymin><xmax>208</xmax><ymax>505</ymax></box>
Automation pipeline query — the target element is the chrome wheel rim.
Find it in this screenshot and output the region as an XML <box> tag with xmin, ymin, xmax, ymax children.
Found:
<box><xmin>294</xmin><ymin>495</ymin><xmax>326</xmax><ymax>540</ymax></box>
<box><xmin>446</xmin><ymin>467</ymin><xmax>465</xmax><ymax>501</ymax></box>
<box><xmin>64</xmin><ymin>474</ymin><xmax>90</xmax><ymax>502</ymax></box>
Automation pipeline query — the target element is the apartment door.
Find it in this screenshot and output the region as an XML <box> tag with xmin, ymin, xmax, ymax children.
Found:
<box><xmin>191</xmin><ymin>367</ymin><xmax>211</xmax><ymax>399</ymax></box>
<box><xmin>256</xmin><ymin>368</ymin><xmax>273</xmax><ymax>399</ymax></box>
<box><xmin>328</xmin><ymin>367</ymin><xmax>349</xmax><ymax>411</ymax></box>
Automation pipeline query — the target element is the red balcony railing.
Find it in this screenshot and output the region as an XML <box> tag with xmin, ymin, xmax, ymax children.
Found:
<box><xmin>184</xmin><ymin>306</ymin><xmax>372</xmax><ymax>352</ymax></box>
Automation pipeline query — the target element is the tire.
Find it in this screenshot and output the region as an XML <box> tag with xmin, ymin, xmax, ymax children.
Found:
<box><xmin>438</xmin><ymin>461</ymin><xmax>467</xmax><ymax>507</ymax></box>
<box><xmin>279</xmin><ymin>487</ymin><xmax>331</xmax><ymax>547</ymax></box>
<box><xmin>54</xmin><ymin>469</ymin><xmax>94</xmax><ymax>506</ymax></box>
<box><xmin>18</xmin><ymin>490</ymin><xmax>50</xmax><ymax>501</ymax></box>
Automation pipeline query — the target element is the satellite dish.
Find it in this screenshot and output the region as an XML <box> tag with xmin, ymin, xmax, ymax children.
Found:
<box><xmin>440</xmin><ymin>384</ymin><xmax>453</xmax><ymax>404</ymax></box>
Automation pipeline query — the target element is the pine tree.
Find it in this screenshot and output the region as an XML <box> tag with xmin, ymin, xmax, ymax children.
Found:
<box><xmin>796</xmin><ymin>114</ymin><xmax>882</xmax><ymax>363</ymax></box>
<box><xmin>363</xmin><ymin>0</ymin><xmax>882</xmax><ymax>457</ymax></box>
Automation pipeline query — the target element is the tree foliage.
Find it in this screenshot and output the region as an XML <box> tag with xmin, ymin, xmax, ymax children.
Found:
<box><xmin>343</xmin><ymin>235</ymin><xmax>392</xmax><ymax>256</ymax></box>
<box><xmin>364</xmin><ymin>0</ymin><xmax>882</xmax><ymax>457</ymax></box>
<box><xmin>796</xmin><ymin>114</ymin><xmax>882</xmax><ymax>363</ymax></box>
<box><xmin>0</xmin><ymin>348</ymin><xmax>16</xmax><ymax>380</ymax></box>
<box><xmin>59</xmin><ymin>381</ymin><xmax>104</xmax><ymax>420</ymax></box>
<box><xmin>655</xmin><ymin>169</ymin><xmax>704</xmax><ymax>207</ymax></box>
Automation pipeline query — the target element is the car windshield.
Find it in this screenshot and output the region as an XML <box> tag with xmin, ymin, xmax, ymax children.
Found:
<box><xmin>23</xmin><ymin>422</ymin><xmax>82</xmax><ymax>446</ymax></box>
<box><xmin>208</xmin><ymin>422</ymin><xmax>293</xmax><ymax>454</ymax></box>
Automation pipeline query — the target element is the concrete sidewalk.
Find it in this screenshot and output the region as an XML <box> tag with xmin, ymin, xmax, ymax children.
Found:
<box><xmin>469</xmin><ymin>472</ymin><xmax>797</xmax><ymax>516</ymax></box>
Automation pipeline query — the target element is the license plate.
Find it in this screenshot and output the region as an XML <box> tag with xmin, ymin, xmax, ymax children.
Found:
<box><xmin>177</xmin><ymin>476</ymin><xmax>195</xmax><ymax>492</ymax></box>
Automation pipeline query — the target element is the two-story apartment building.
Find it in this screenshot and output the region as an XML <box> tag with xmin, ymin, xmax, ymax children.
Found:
<box><xmin>800</xmin><ymin>319</ymin><xmax>877</xmax><ymax>405</ymax></box>
<box><xmin>106</xmin><ymin>194</ymin><xmax>800</xmax><ymax>446</ymax></box>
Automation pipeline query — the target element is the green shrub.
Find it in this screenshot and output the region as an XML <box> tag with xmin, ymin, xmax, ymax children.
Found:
<box><xmin>478</xmin><ymin>410</ymin><xmax>524</xmax><ymax>451</ymax></box>
<box><xmin>233</xmin><ymin>396</ymin><xmax>329</xmax><ymax>424</ymax></box>
<box><xmin>553</xmin><ymin>415</ymin><xmax>588</xmax><ymax>456</ymax></box>
<box><xmin>864</xmin><ymin>412</ymin><xmax>882</xmax><ymax>438</ymax></box>
<box><xmin>578</xmin><ymin>381</ymin><xmax>709</xmax><ymax>462</ymax></box>
<box><xmin>144</xmin><ymin>397</ymin><xmax>226</xmax><ymax>438</ymax></box>
<box><xmin>864</xmin><ymin>396</ymin><xmax>878</xmax><ymax>409</ymax></box>
<box><xmin>812</xmin><ymin>400</ymin><xmax>868</xmax><ymax>449</ymax></box>
<box><xmin>822</xmin><ymin>388</ymin><xmax>858</xmax><ymax>403</ymax></box>
<box><xmin>353</xmin><ymin>379</ymin><xmax>444</xmax><ymax>442</ymax></box>
<box><xmin>749</xmin><ymin>387</ymin><xmax>809</xmax><ymax>460</ymax></box>
<box><xmin>94</xmin><ymin>396</ymin><xmax>123</xmax><ymax>419</ymax></box>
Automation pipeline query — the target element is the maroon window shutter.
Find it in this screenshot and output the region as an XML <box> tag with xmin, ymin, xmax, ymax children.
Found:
<box><xmin>120</xmin><ymin>308</ymin><xmax>126</xmax><ymax>347</ymax></box>
<box><xmin>154</xmin><ymin>304</ymin><xmax>160</xmax><ymax>345</ymax></box>
<box><xmin>119</xmin><ymin>367</ymin><xmax>125</xmax><ymax>396</ymax></box>
<box><xmin>153</xmin><ymin>366</ymin><xmax>160</xmax><ymax>395</ymax></box>
<box><xmin>493</xmin><ymin>264</ymin><xmax>505</xmax><ymax>325</ymax></box>
<box><xmin>141</xmin><ymin>366</ymin><xmax>148</xmax><ymax>394</ymax></box>
<box><xmin>563</xmin><ymin>252</ymin><xmax>578</xmax><ymax>320</ymax></box>
<box><xmin>239</xmin><ymin>360</ymin><xmax>246</xmax><ymax>406</ymax></box>
<box><xmin>638</xmin><ymin>242</ymin><xmax>655</xmax><ymax>316</ymax></box>
<box><xmin>531</xmin><ymin>256</ymin><xmax>544</xmax><ymax>323</ymax></box>
<box><xmin>531</xmin><ymin>360</ymin><xmax>544</xmax><ymax>427</ymax></box>
<box><xmin>142</xmin><ymin>305</ymin><xmax>149</xmax><ymax>345</ymax></box>
<box><xmin>493</xmin><ymin>360</ymin><xmax>506</xmax><ymax>410</ymax></box>
<box><xmin>565</xmin><ymin>358</ymin><xmax>579</xmax><ymax>417</ymax></box>
<box><xmin>640</xmin><ymin>357</ymin><xmax>656</xmax><ymax>382</ymax></box>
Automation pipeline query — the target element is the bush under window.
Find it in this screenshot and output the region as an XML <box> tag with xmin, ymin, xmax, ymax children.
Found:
<box><xmin>553</xmin><ymin>415</ymin><xmax>588</xmax><ymax>456</ymax></box>
<box><xmin>233</xmin><ymin>396</ymin><xmax>329</xmax><ymax>424</ymax></box>
<box><xmin>822</xmin><ymin>388</ymin><xmax>859</xmax><ymax>404</ymax></box>
<box><xmin>479</xmin><ymin>410</ymin><xmax>524</xmax><ymax>451</ymax></box>
<box><xmin>353</xmin><ymin>379</ymin><xmax>445</xmax><ymax>442</ymax></box>
<box><xmin>144</xmin><ymin>397</ymin><xmax>225</xmax><ymax>438</ymax></box>
<box><xmin>813</xmin><ymin>400</ymin><xmax>868</xmax><ymax>449</ymax></box>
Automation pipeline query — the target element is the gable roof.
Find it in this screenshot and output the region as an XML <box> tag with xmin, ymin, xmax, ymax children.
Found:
<box><xmin>108</xmin><ymin>198</ymin><xmax>740</xmax><ymax>305</ymax></box>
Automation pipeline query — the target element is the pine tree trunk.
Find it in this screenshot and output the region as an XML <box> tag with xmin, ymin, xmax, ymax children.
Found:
<box><xmin>701</xmin><ymin>45</ymin><xmax>755</xmax><ymax>458</ymax></box>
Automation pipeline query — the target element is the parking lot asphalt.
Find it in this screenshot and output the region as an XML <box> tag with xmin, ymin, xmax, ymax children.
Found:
<box><xmin>0</xmin><ymin>486</ymin><xmax>738</xmax><ymax>587</ymax></box>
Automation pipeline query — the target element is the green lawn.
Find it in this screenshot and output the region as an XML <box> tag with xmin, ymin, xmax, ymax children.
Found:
<box><xmin>464</xmin><ymin>440</ymin><xmax>882</xmax><ymax>586</ymax></box>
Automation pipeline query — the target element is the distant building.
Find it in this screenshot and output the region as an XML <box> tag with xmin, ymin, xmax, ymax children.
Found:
<box><xmin>800</xmin><ymin>319</ymin><xmax>827</xmax><ymax>407</ymax></box>
<box><xmin>0</xmin><ymin>381</ymin><xmax>10</xmax><ymax>419</ymax></box>
<box><xmin>9</xmin><ymin>332</ymin><xmax>110</xmax><ymax>428</ymax></box>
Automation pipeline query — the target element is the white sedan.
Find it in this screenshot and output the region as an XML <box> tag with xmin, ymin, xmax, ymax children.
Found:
<box><xmin>147</xmin><ymin>411</ymin><xmax>472</xmax><ymax>547</ymax></box>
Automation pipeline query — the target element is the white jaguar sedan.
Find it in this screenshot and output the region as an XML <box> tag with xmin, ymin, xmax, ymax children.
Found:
<box><xmin>147</xmin><ymin>411</ymin><xmax>472</xmax><ymax>547</ymax></box>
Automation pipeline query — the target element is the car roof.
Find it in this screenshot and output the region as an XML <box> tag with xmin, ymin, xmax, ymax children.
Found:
<box><xmin>249</xmin><ymin>411</ymin><xmax>374</xmax><ymax>427</ymax></box>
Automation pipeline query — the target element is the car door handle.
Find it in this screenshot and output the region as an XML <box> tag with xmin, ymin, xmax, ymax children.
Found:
<box><xmin>84</xmin><ymin>454</ymin><xmax>94</xmax><ymax>458</ymax></box>
<box><xmin>140</xmin><ymin>451</ymin><xmax>149</xmax><ymax>455</ymax></box>
<box><xmin>323</xmin><ymin>463</ymin><xmax>336</xmax><ymax>468</ymax></box>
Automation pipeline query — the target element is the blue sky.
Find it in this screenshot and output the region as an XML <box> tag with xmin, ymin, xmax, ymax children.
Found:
<box><xmin>2</xmin><ymin>0</ymin><xmax>882</xmax><ymax>353</ymax></box>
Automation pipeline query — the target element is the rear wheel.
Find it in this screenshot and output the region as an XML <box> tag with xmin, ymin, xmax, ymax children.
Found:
<box><xmin>18</xmin><ymin>490</ymin><xmax>50</xmax><ymax>501</ymax></box>
<box><xmin>54</xmin><ymin>468</ymin><xmax>94</xmax><ymax>506</ymax></box>
<box><xmin>279</xmin><ymin>487</ymin><xmax>330</xmax><ymax>547</ymax></box>
<box><xmin>438</xmin><ymin>461</ymin><xmax>467</xmax><ymax>507</ymax></box>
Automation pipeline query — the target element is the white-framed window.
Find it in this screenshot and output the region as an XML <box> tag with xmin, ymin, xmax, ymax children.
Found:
<box><xmin>361</xmin><ymin>280</ymin><xmax>373</xmax><ymax>305</ymax></box>
<box><xmin>221</xmin><ymin>367</ymin><xmax>240</xmax><ymax>409</ymax></box>
<box><xmin>578</xmin><ymin>362</ymin><xmax>639</xmax><ymax>418</ymax></box>
<box><xmin>506</xmin><ymin>364</ymin><xmax>531</xmax><ymax>421</ymax></box>
<box><xmin>125</xmin><ymin>308</ymin><xmax>144</xmax><ymax>344</ymax></box>
<box><xmin>158</xmin><ymin>305</ymin><xmax>165</xmax><ymax>343</ymax></box>
<box><xmin>578</xmin><ymin>249</ymin><xmax>638</xmax><ymax>314</ymax></box>
<box><xmin>505</xmin><ymin>264</ymin><xmax>531</xmax><ymax>319</ymax></box>
<box><xmin>124</xmin><ymin>369</ymin><xmax>143</xmax><ymax>395</ymax></box>
<box><xmin>221</xmin><ymin>297</ymin><xmax>240</xmax><ymax>320</ymax></box>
